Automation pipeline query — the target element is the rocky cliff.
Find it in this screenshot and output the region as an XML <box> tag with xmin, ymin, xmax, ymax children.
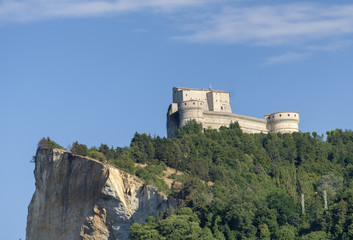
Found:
<box><xmin>26</xmin><ymin>148</ymin><xmax>177</xmax><ymax>240</ymax></box>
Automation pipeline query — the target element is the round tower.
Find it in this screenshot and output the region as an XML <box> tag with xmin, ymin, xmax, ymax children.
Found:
<box><xmin>178</xmin><ymin>100</ymin><xmax>204</xmax><ymax>126</ymax></box>
<box><xmin>265</xmin><ymin>111</ymin><xmax>300</xmax><ymax>133</ymax></box>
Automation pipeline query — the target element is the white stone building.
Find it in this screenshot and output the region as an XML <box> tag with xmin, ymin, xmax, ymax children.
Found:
<box><xmin>167</xmin><ymin>87</ymin><xmax>300</xmax><ymax>138</ymax></box>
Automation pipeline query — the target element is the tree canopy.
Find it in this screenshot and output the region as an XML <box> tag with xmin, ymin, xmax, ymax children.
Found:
<box><xmin>39</xmin><ymin>123</ymin><xmax>353</xmax><ymax>239</ymax></box>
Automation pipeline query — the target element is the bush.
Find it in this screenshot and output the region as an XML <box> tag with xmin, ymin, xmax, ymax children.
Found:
<box><xmin>130</xmin><ymin>207</ymin><xmax>215</xmax><ymax>240</ymax></box>
<box><xmin>37</xmin><ymin>137</ymin><xmax>64</xmax><ymax>149</ymax></box>
<box><xmin>111</xmin><ymin>154</ymin><xmax>135</xmax><ymax>174</ymax></box>
<box><xmin>176</xmin><ymin>120</ymin><xmax>203</xmax><ymax>137</ymax></box>
<box><xmin>88</xmin><ymin>151</ymin><xmax>106</xmax><ymax>163</ymax></box>
<box><xmin>70</xmin><ymin>141</ymin><xmax>88</xmax><ymax>156</ymax></box>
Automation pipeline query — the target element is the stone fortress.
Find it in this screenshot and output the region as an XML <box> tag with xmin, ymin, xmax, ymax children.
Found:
<box><xmin>167</xmin><ymin>87</ymin><xmax>300</xmax><ymax>138</ymax></box>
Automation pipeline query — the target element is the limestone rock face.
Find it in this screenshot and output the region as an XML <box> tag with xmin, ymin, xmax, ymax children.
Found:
<box><xmin>26</xmin><ymin>148</ymin><xmax>177</xmax><ymax>240</ymax></box>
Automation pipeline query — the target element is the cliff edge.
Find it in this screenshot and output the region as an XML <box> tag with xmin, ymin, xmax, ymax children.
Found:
<box><xmin>26</xmin><ymin>148</ymin><xmax>177</xmax><ymax>240</ymax></box>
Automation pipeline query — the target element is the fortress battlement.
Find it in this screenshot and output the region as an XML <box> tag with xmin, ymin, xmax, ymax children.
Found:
<box><xmin>167</xmin><ymin>87</ymin><xmax>300</xmax><ymax>138</ymax></box>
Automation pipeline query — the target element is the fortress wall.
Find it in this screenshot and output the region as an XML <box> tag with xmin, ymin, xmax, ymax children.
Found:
<box><xmin>183</xmin><ymin>90</ymin><xmax>207</xmax><ymax>102</ymax></box>
<box><xmin>219</xmin><ymin>93</ymin><xmax>232</xmax><ymax>113</ymax></box>
<box><xmin>265</xmin><ymin>112</ymin><xmax>299</xmax><ymax>121</ymax></box>
<box><xmin>173</xmin><ymin>87</ymin><xmax>209</xmax><ymax>110</ymax></box>
<box><xmin>207</xmin><ymin>92</ymin><xmax>216</xmax><ymax>111</ymax></box>
<box><xmin>168</xmin><ymin>87</ymin><xmax>300</xmax><ymax>137</ymax></box>
<box><xmin>178</xmin><ymin>100</ymin><xmax>204</xmax><ymax>126</ymax></box>
<box><xmin>232</xmin><ymin>114</ymin><xmax>268</xmax><ymax>133</ymax></box>
<box><xmin>207</xmin><ymin>92</ymin><xmax>231</xmax><ymax>112</ymax></box>
<box><xmin>202</xmin><ymin>112</ymin><xmax>234</xmax><ymax>129</ymax></box>
<box><xmin>266</xmin><ymin>112</ymin><xmax>299</xmax><ymax>133</ymax></box>
<box><xmin>172</xmin><ymin>89</ymin><xmax>183</xmax><ymax>103</ymax></box>
<box><xmin>167</xmin><ymin>103</ymin><xmax>180</xmax><ymax>138</ymax></box>
<box><xmin>268</xmin><ymin>120</ymin><xmax>299</xmax><ymax>133</ymax></box>
<box><xmin>203</xmin><ymin>112</ymin><xmax>268</xmax><ymax>133</ymax></box>
<box><xmin>206</xmin><ymin>92</ymin><xmax>214</xmax><ymax>111</ymax></box>
<box><xmin>169</xmin><ymin>103</ymin><xmax>178</xmax><ymax>114</ymax></box>
<box><xmin>207</xmin><ymin>92</ymin><xmax>220</xmax><ymax>111</ymax></box>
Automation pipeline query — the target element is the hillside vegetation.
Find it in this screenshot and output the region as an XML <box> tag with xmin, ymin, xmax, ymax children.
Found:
<box><xmin>39</xmin><ymin>121</ymin><xmax>353</xmax><ymax>239</ymax></box>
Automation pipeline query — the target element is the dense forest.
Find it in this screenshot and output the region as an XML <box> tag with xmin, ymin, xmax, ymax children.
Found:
<box><xmin>39</xmin><ymin>121</ymin><xmax>353</xmax><ymax>239</ymax></box>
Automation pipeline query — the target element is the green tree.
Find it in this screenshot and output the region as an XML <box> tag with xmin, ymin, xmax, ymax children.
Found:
<box><xmin>301</xmin><ymin>231</ymin><xmax>330</xmax><ymax>240</ymax></box>
<box><xmin>130</xmin><ymin>133</ymin><xmax>155</xmax><ymax>164</ymax></box>
<box><xmin>111</xmin><ymin>153</ymin><xmax>135</xmax><ymax>174</ymax></box>
<box><xmin>130</xmin><ymin>208</ymin><xmax>215</xmax><ymax>240</ymax></box>
<box><xmin>70</xmin><ymin>141</ymin><xmax>88</xmax><ymax>156</ymax></box>
<box><xmin>130</xmin><ymin>223</ymin><xmax>164</xmax><ymax>240</ymax></box>
<box><xmin>176</xmin><ymin>120</ymin><xmax>203</xmax><ymax>137</ymax></box>
<box><xmin>37</xmin><ymin>137</ymin><xmax>64</xmax><ymax>149</ymax></box>
<box><xmin>258</xmin><ymin>224</ymin><xmax>271</xmax><ymax>240</ymax></box>
<box><xmin>267</xmin><ymin>191</ymin><xmax>299</xmax><ymax>226</ymax></box>
<box><xmin>277</xmin><ymin>225</ymin><xmax>296</xmax><ymax>240</ymax></box>
<box><xmin>88</xmin><ymin>150</ymin><xmax>106</xmax><ymax>163</ymax></box>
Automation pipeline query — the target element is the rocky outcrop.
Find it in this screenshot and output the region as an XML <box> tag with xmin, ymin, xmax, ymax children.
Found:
<box><xmin>26</xmin><ymin>148</ymin><xmax>177</xmax><ymax>240</ymax></box>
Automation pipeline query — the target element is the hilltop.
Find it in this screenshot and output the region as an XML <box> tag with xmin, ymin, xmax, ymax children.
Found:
<box><xmin>27</xmin><ymin>121</ymin><xmax>353</xmax><ymax>239</ymax></box>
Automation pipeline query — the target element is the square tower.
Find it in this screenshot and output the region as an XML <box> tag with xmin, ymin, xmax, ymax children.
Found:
<box><xmin>207</xmin><ymin>91</ymin><xmax>232</xmax><ymax>112</ymax></box>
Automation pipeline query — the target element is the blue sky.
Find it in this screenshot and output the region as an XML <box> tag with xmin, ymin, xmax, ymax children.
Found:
<box><xmin>1</xmin><ymin>0</ymin><xmax>353</xmax><ymax>238</ymax></box>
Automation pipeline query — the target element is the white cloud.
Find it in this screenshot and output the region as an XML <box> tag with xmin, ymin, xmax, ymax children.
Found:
<box><xmin>262</xmin><ymin>52</ymin><xmax>308</xmax><ymax>66</ymax></box>
<box><xmin>175</xmin><ymin>4</ymin><xmax>353</xmax><ymax>46</ymax></box>
<box><xmin>306</xmin><ymin>40</ymin><xmax>353</xmax><ymax>52</ymax></box>
<box><xmin>2</xmin><ymin>0</ymin><xmax>353</xmax><ymax>66</ymax></box>
<box><xmin>0</xmin><ymin>0</ymin><xmax>214</xmax><ymax>22</ymax></box>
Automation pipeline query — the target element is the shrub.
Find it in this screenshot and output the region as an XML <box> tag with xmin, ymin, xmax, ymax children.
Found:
<box><xmin>37</xmin><ymin>137</ymin><xmax>64</xmax><ymax>149</ymax></box>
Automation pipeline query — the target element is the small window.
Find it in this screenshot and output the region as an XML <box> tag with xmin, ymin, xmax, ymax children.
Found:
<box><xmin>221</xmin><ymin>106</ymin><xmax>223</xmax><ymax>110</ymax></box>
<box><xmin>280</xmin><ymin>114</ymin><xmax>282</xmax><ymax>117</ymax></box>
<box><xmin>185</xmin><ymin>103</ymin><xmax>187</xmax><ymax>105</ymax></box>
<box><xmin>294</xmin><ymin>114</ymin><xmax>297</xmax><ymax>117</ymax></box>
<box><xmin>193</xmin><ymin>102</ymin><xmax>195</xmax><ymax>105</ymax></box>
<box><xmin>288</xmin><ymin>114</ymin><xmax>290</xmax><ymax>117</ymax></box>
<box><xmin>186</xmin><ymin>94</ymin><xmax>188</xmax><ymax>96</ymax></box>
<box><xmin>201</xmin><ymin>103</ymin><xmax>202</xmax><ymax>105</ymax></box>
<box><xmin>268</xmin><ymin>116</ymin><xmax>270</xmax><ymax>119</ymax></box>
<box><xmin>273</xmin><ymin>116</ymin><xmax>275</xmax><ymax>118</ymax></box>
